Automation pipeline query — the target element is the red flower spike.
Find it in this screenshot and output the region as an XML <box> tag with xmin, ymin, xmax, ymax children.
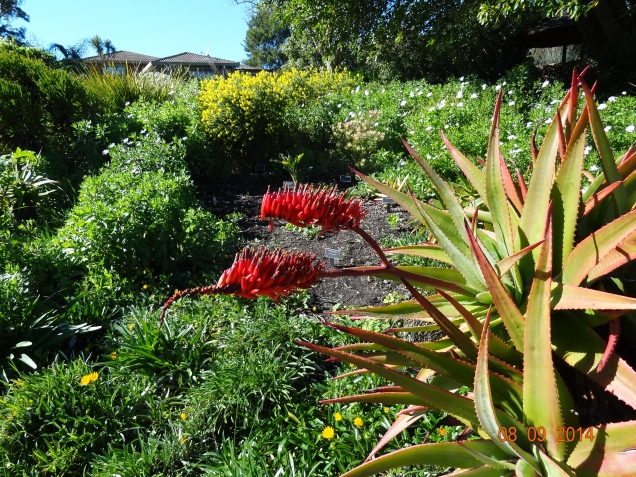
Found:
<box><xmin>159</xmin><ymin>247</ymin><xmax>325</xmax><ymax>326</ymax></box>
<box><xmin>261</xmin><ymin>184</ymin><xmax>367</xmax><ymax>234</ymax></box>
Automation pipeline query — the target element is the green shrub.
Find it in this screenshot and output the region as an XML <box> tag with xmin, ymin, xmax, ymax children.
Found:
<box><xmin>0</xmin><ymin>359</ymin><xmax>164</xmax><ymax>475</ymax></box>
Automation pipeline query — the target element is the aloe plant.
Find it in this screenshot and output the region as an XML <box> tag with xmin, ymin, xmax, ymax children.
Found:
<box><xmin>296</xmin><ymin>71</ymin><xmax>636</xmax><ymax>476</ymax></box>
<box><xmin>161</xmin><ymin>70</ymin><xmax>636</xmax><ymax>475</ymax></box>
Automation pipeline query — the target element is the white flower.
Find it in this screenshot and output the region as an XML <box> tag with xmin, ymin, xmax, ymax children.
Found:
<box><xmin>545</xmin><ymin>118</ymin><xmax>552</xmax><ymax>124</ymax></box>
<box><xmin>508</xmin><ymin>90</ymin><xmax>514</xmax><ymax>95</ymax></box>
<box><xmin>457</xmin><ymin>102</ymin><xmax>463</xmax><ymax>107</ymax></box>
<box><xmin>444</xmin><ymin>124</ymin><xmax>449</xmax><ymax>129</ymax></box>
<box><xmin>584</xmin><ymin>145</ymin><xmax>592</xmax><ymax>156</ymax></box>
<box><xmin>507</xmin><ymin>135</ymin><xmax>518</xmax><ymax>140</ymax></box>
<box><xmin>125</xmin><ymin>101</ymin><xmax>130</xmax><ymax>107</ymax></box>
<box><xmin>409</xmin><ymin>91</ymin><xmax>414</xmax><ymax>97</ymax></box>
<box><xmin>495</xmin><ymin>85</ymin><xmax>501</xmax><ymax>91</ymax></box>
<box><xmin>627</xmin><ymin>125</ymin><xmax>635</xmax><ymax>133</ymax></box>
<box><xmin>590</xmin><ymin>164</ymin><xmax>599</xmax><ymax>171</ymax></box>
<box><xmin>460</xmin><ymin>76</ymin><xmax>464</xmax><ymax>81</ymax></box>
<box><xmin>168</xmin><ymin>90</ymin><xmax>174</xmax><ymax>95</ymax></box>
<box><xmin>140</xmin><ymin>129</ymin><xmax>146</xmax><ymax>134</ymax></box>
<box><xmin>427</xmin><ymin>92</ymin><xmax>433</xmax><ymax>97</ymax></box>
<box><xmin>123</xmin><ymin>138</ymin><xmax>130</xmax><ymax>144</ymax></box>
<box><xmin>382</xmin><ymin>89</ymin><xmax>385</xmax><ymax>93</ymax></box>
<box><xmin>355</xmin><ymin>85</ymin><xmax>360</xmax><ymax>93</ymax></box>
<box><xmin>456</xmin><ymin>90</ymin><xmax>463</xmax><ymax>99</ymax></box>
<box><xmin>400</xmin><ymin>100</ymin><xmax>407</xmax><ymax>106</ymax></box>
<box><xmin>526</xmin><ymin>121</ymin><xmax>533</xmax><ymax>128</ymax></box>
<box><xmin>109</xmin><ymin>143</ymin><xmax>116</xmax><ymax>148</ymax></box>
<box><xmin>622</xmin><ymin>91</ymin><xmax>627</xmax><ymax>95</ymax></box>
<box><xmin>437</xmin><ymin>99</ymin><xmax>446</xmax><ymax>109</ymax></box>
<box><xmin>349</xmin><ymin>111</ymin><xmax>355</xmax><ymax>117</ymax></box>
<box><xmin>337</xmin><ymin>103</ymin><xmax>341</xmax><ymax>108</ymax></box>
<box><xmin>428</xmin><ymin>107</ymin><xmax>435</xmax><ymax>112</ymax></box>
<box><xmin>425</xmin><ymin>126</ymin><xmax>433</xmax><ymax>131</ymax></box>
<box><xmin>550</xmin><ymin>99</ymin><xmax>558</xmax><ymax>105</ymax></box>
<box><xmin>509</xmin><ymin>101</ymin><xmax>515</xmax><ymax>106</ymax></box>
<box><xmin>604</xmin><ymin>125</ymin><xmax>612</xmax><ymax>132</ymax></box>
<box><xmin>502</xmin><ymin>81</ymin><xmax>507</xmax><ymax>86</ymax></box>
<box><xmin>418</xmin><ymin>91</ymin><xmax>423</xmax><ymax>95</ymax></box>
<box><xmin>542</xmin><ymin>80</ymin><xmax>550</xmax><ymax>88</ymax></box>
<box><xmin>482</xmin><ymin>84</ymin><xmax>487</xmax><ymax>90</ymax></box>
<box><xmin>374</xmin><ymin>122</ymin><xmax>379</xmax><ymax>126</ymax></box>
<box><xmin>182</xmin><ymin>136</ymin><xmax>187</xmax><ymax>140</ymax></box>
<box><xmin>399</xmin><ymin>159</ymin><xmax>406</xmax><ymax>166</ymax></box>
<box><xmin>102</xmin><ymin>149</ymin><xmax>109</xmax><ymax>155</ymax></box>
<box><xmin>608</xmin><ymin>96</ymin><xmax>616</xmax><ymax>102</ymax></box>
<box><xmin>470</xmin><ymin>93</ymin><xmax>478</xmax><ymax>99</ymax></box>
<box><xmin>426</xmin><ymin>154</ymin><xmax>431</xmax><ymax>159</ymax></box>
<box><xmin>364</xmin><ymin>90</ymin><xmax>369</xmax><ymax>96</ymax></box>
<box><xmin>598</xmin><ymin>103</ymin><xmax>607</xmax><ymax>110</ymax></box>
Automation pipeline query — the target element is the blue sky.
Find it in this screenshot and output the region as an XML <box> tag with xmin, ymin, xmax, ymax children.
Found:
<box><xmin>17</xmin><ymin>0</ymin><xmax>252</xmax><ymax>62</ymax></box>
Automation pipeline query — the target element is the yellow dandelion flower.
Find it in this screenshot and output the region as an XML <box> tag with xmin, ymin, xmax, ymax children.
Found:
<box><xmin>143</xmin><ymin>284</ymin><xmax>148</xmax><ymax>290</ymax></box>
<box><xmin>128</xmin><ymin>324</ymin><xmax>134</xmax><ymax>330</ymax></box>
<box><xmin>334</xmin><ymin>412</ymin><xmax>343</xmax><ymax>422</ymax></box>
<box><xmin>354</xmin><ymin>417</ymin><xmax>364</xmax><ymax>428</ymax></box>
<box><xmin>383</xmin><ymin>407</ymin><xmax>390</xmax><ymax>414</ymax></box>
<box><xmin>79</xmin><ymin>372</ymin><xmax>98</xmax><ymax>385</ymax></box>
<box><xmin>312</xmin><ymin>306</ymin><xmax>317</xmax><ymax>312</ymax></box>
<box><xmin>174</xmin><ymin>289</ymin><xmax>179</xmax><ymax>294</ymax></box>
<box><xmin>322</xmin><ymin>426</ymin><xmax>335</xmax><ymax>440</ymax></box>
<box><xmin>180</xmin><ymin>412</ymin><xmax>187</xmax><ymax>421</ymax></box>
<box><xmin>110</xmin><ymin>351</ymin><xmax>117</xmax><ymax>360</ymax></box>
<box><xmin>438</xmin><ymin>427</ymin><xmax>447</xmax><ymax>436</ymax></box>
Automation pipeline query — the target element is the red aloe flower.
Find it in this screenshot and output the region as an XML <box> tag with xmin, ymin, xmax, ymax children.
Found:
<box><xmin>261</xmin><ymin>184</ymin><xmax>367</xmax><ymax>233</ymax></box>
<box><xmin>160</xmin><ymin>247</ymin><xmax>325</xmax><ymax>325</ymax></box>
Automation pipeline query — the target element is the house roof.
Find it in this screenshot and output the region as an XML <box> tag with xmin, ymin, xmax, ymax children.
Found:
<box><xmin>525</xmin><ymin>16</ymin><xmax>584</xmax><ymax>48</ymax></box>
<box><xmin>153</xmin><ymin>52</ymin><xmax>240</xmax><ymax>66</ymax></box>
<box><xmin>236</xmin><ymin>64</ymin><xmax>263</xmax><ymax>71</ymax></box>
<box><xmin>83</xmin><ymin>50</ymin><xmax>159</xmax><ymax>63</ymax></box>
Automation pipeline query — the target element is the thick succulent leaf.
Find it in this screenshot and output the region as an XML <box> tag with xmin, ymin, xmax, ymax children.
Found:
<box><xmin>552</xmin><ymin>106</ymin><xmax>588</xmax><ymax>275</ymax></box>
<box><xmin>500</xmin><ymin>154</ymin><xmax>524</xmax><ymax>214</ymax></box>
<box><xmin>586</xmin><ymin>242</ymin><xmax>636</xmax><ymax>283</ymax></box>
<box><xmin>365</xmin><ymin>409</ymin><xmax>427</xmax><ymax>462</ymax></box>
<box><xmin>497</xmin><ymin>239</ymin><xmax>546</xmax><ymax>277</ymax></box>
<box><xmin>403</xmin><ymin>137</ymin><xmax>473</xmax><ymax>246</ymax></box>
<box><xmin>410</xmin><ymin>189</ymin><xmax>486</xmax><ymax>289</ymax></box>
<box><xmin>360</xmin><ymin>351</ymin><xmax>424</xmax><ymax>368</ymax></box>
<box><xmin>486</xmin><ymin>91</ymin><xmax>516</xmax><ymax>258</ymax></box>
<box><xmin>466</xmin><ymin>221</ymin><xmax>526</xmax><ymax>351</ymax></box>
<box><xmin>298</xmin><ymin>341</ymin><xmax>484</xmax><ymax>428</ymax></box>
<box><xmin>536</xmin><ymin>449</ymin><xmax>576</xmax><ymax>477</ymax></box>
<box><xmin>438</xmin><ymin>290</ymin><xmax>524</xmax><ymax>367</ymax></box>
<box><xmin>582</xmin><ymin>181</ymin><xmax>623</xmax><ymax>216</ymax></box>
<box><xmin>465</xmin><ymin>207</ymin><xmax>493</xmax><ymax>224</ymax></box>
<box><xmin>561</xmin><ymin>208</ymin><xmax>636</xmax><ymax>286</ymax></box>
<box><xmin>321</xmin><ymin>392</ymin><xmax>429</xmax><ymax>406</ymax></box>
<box><xmin>331</xmin><ymin>296</ymin><xmax>487</xmax><ymax>319</ymax></box>
<box><xmin>326</xmin><ymin>324</ymin><xmax>523</xmax><ymax>418</ymax></box>
<box><xmin>551</xmin><ymin>317</ymin><xmax>636</xmax><ymax>409</ymax></box>
<box><xmin>383</xmin><ymin>244</ymin><xmax>453</xmax><ymax>265</ymax></box>
<box><xmin>551</xmin><ymin>283</ymin><xmax>636</xmax><ymax>310</ymax></box>
<box><xmin>441</xmin><ymin>130</ymin><xmax>488</xmax><ymax>206</ymax></box>
<box><xmin>523</xmin><ymin>216</ymin><xmax>567</xmax><ymax>461</ymax></box>
<box><xmin>474</xmin><ymin>313</ymin><xmax>541</xmax><ymax>470</ymax></box>
<box><xmin>567</xmin><ymin>421</ymin><xmax>636</xmax><ymax>477</ymax></box>
<box><xmin>516</xmin><ymin>459</ymin><xmax>541</xmax><ymax>477</ymax></box>
<box><xmin>582</xmin><ymin>80</ymin><xmax>628</xmax><ymax>216</ymax></box>
<box><xmin>517</xmin><ymin>109</ymin><xmax>561</xmax><ymax>283</ymax></box>
<box><xmin>457</xmin><ymin>441</ymin><xmax>517</xmax><ymax>470</ymax></box>
<box><xmin>340</xmin><ymin>441</ymin><xmax>513</xmax><ymax>477</ymax></box>
<box><xmin>447</xmin><ymin>468</ymin><xmax>514</xmax><ymax>477</ymax></box>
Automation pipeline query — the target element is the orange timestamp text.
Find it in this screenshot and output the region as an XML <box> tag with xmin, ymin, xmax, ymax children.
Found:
<box><xmin>497</xmin><ymin>426</ymin><xmax>595</xmax><ymax>443</ymax></box>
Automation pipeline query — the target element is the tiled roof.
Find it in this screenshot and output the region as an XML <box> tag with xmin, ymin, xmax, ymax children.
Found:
<box><xmin>154</xmin><ymin>52</ymin><xmax>239</xmax><ymax>66</ymax></box>
<box><xmin>83</xmin><ymin>50</ymin><xmax>159</xmax><ymax>63</ymax></box>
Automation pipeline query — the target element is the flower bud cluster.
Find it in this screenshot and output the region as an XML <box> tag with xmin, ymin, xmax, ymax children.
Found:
<box><xmin>261</xmin><ymin>184</ymin><xmax>367</xmax><ymax>233</ymax></box>
<box><xmin>218</xmin><ymin>247</ymin><xmax>325</xmax><ymax>300</ymax></box>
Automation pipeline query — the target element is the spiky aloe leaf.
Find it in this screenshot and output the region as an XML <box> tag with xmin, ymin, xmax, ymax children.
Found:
<box><xmin>517</xmin><ymin>106</ymin><xmax>561</xmax><ymax>284</ymax></box>
<box><xmin>441</xmin><ymin>130</ymin><xmax>488</xmax><ymax>206</ymax></box>
<box><xmin>582</xmin><ymin>79</ymin><xmax>628</xmax><ymax>216</ymax></box>
<box><xmin>474</xmin><ymin>313</ymin><xmax>541</xmax><ymax>471</ymax></box>
<box><xmin>551</xmin><ymin>283</ymin><xmax>636</xmax><ymax>310</ymax></box>
<box><xmin>325</xmin><ymin>323</ymin><xmax>523</xmax><ymax>418</ymax></box>
<box><xmin>499</xmin><ymin>153</ymin><xmax>524</xmax><ymax>214</ymax></box>
<box><xmin>321</xmin><ymin>393</ymin><xmax>429</xmax><ymax>406</ymax></box>
<box><xmin>383</xmin><ymin>244</ymin><xmax>453</xmax><ymax>265</ymax></box>
<box><xmin>523</xmin><ymin>214</ymin><xmax>567</xmax><ymax>461</ymax></box>
<box><xmin>465</xmin><ymin>221</ymin><xmax>526</xmax><ymax>351</ymax></box>
<box><xmin>516</xmin><ymin>459</ymin><xmax>541</xmax><ymax>477</ymax></box>
<box><xmin>486</xmin><ymin>91</ymin><xmax>516</xmax><ymax>259</ymax></box>
<box><xmin>567</xmin><ymin>421</ymin><xmax>636</xmax><ymax>477</ymax></box>
<box><xmin>339</xmin><ymin>441</ymin><xmax>514</xmax><ymax>477</ymax></box>
<box><xmin>586</xmin><ymin>242</ymin><xmax>636</xmax><ymax>283</ymax></box>
<box><xmin>296</xmin><ymin>340</ymin><xmax>485</xmax><ymax>433</ymax></box>
<box><xmin>457</xmin><ymin>441</ymin><xmax>516</xmax><ymax>470</ymax></box>
<box><xmin>551</xmin><ymin>318</ymin><xmax>636</xmax><ymax>409</ymax></box>
<box><xmin>582</xmin><ymin>181</ymin><xmax>623</xmax><ymax>216</ymax></box>
<box><xmin>496</xmin><ymin>239</ymin><xmax>546</xmax><ymax>277</ymax></box>
<box><xmin>561</xmin><ymin>209</ymin><xmax>636</xmax><ymax>286</ymax></box>
<box><xmin>365</xmin><ymin>408</ymin><xmax>427</xmax><ymax>462</ymax></box>
<box><xmin>402</xmin><ymin>137</ymin><xmax>473</xmax><ymax>248</ymax></box>
<box><xmin>552</xmin><ymin>105</ymin><xmax>588</xmax><ymax>275</ymax></box>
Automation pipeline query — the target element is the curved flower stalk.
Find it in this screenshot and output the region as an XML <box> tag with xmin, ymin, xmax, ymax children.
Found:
<box><xmin>160</xmin><ymin>247</ymin><xmax>325</xmax><ymax>325</ymax></box>
<box><xmin>261</xmin><ymin>184</ymin><xmax>367</xmax><ymax>234</ymax></box>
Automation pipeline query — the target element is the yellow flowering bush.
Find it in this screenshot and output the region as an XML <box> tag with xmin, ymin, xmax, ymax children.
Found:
<box><xmin>198</xmin><ymin>68</ymin><xmax>354</xmax><ymax>169</ymax></box>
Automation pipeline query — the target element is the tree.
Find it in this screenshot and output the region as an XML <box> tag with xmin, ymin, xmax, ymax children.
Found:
<box><xmin>0</xmin><ymin>0</ymin><xmax>29</xmax><ymax>44</ymax></box>
<box><xmin>243</xmin><ymin>4</ymin><xmax>290</xmax><ymax>69</ymax></box>
<box><xmin>89</xmin><ymin>35</ymin><xmax>104</xmax><ymax>57</ymax></box>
